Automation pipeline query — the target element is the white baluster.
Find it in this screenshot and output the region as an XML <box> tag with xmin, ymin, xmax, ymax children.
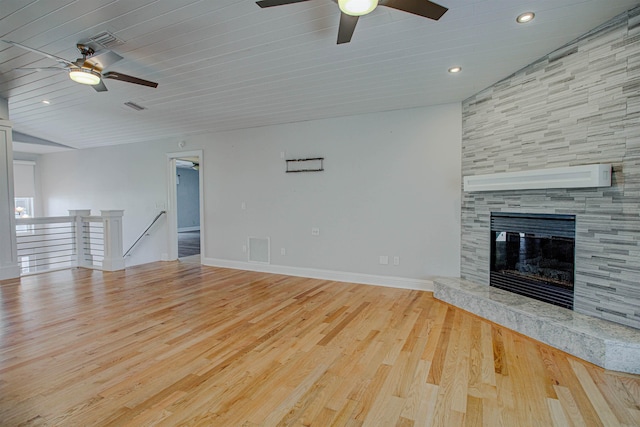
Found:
<box><xmin>101</xmin><ymin>210</ymin><xmax>125</xmax><ymax>271</ymax></box>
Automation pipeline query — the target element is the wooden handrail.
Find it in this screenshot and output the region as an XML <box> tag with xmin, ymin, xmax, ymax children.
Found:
<box><xmin>123</xmin><ymin>211</ymin><xmax>166</xmax><ymax>257</ymax></box>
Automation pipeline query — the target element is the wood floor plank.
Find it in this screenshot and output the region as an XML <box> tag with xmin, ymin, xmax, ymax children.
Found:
<box><xmin>399</xmin><ymin>359</ymin><xmax>433</xmax><ymax>422</ymax></box>
<box><xmin>504</xmin><ymin>331</ymin><xmax>554</xmax><ymax>426</ymax></box>
<box><xmin>588</xmin><ymin>369</ymin><xmax>640</xmax><ymax>426</ymax></box>
<box><xmin>553</xmin><ymin>385</ymin><xmax>587</xmax><ymax>427</ymax></box>
<box><xmin>362</xmin><ymin>351</ymin><xmax>411</xmax><ymax>424</ymax></box>
<box><xmin>547</xmin><ymin>397</ymin><xmax>571</xmax><ymax>427</ymax></box>
<box><xmin>479</xmin><ymin>321</ymin><xmax>497</xmax><ymax>388</ymax></box>
<box><xmin>425</xmin><ymin>306</ymin><xmax>454</xmax><ymax>385</ymax></box>
<box><xmin>569</xmin><ymin>359</ymin><xmax>624</xmax><ymax>427</ymax></box>
<box><xmin>0</xmin><ymin>262</ymin><xmax>639</xmax><ymax>426</ymax></box>
<box><xmin>481</xmin><ymin>397</ymin><xmax>502</xmax><ymax>427</ymax></box>
<box><xmin>465</xmin><ymin>395</ymin><xmax>483</xmax><ymax>427</ymax></box>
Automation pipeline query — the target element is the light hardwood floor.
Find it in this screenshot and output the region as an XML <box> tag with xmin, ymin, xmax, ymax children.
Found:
<box><xmin>0</xmin><ymin>262</ymin><xmax>639</xmax><ymax>426</ymax></box>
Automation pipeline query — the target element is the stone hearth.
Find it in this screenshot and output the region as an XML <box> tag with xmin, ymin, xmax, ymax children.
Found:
<box><xmin>433</xmin><ymin>277</ymin><xmax>640</xmax><ymax>374</ymax></box>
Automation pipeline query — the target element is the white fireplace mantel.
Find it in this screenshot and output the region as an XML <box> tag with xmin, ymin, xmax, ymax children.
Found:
<box><xmin>463</xmin><ymin>164</ymin><xmax>612</xmax><ymax>192</ymax></box>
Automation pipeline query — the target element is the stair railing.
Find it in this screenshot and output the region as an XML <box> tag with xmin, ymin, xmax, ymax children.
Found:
<box><xmin>124</xmin><ymin>211</ymin><xmax>166</xmax><ymax>257</ymax></box>
<box><xmin>15</xmin><ymin>209</ymin><xmax>126</xmax><ymax>275</ymax></box>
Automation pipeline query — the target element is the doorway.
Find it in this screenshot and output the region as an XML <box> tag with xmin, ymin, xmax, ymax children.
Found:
<box><xmin>167</xmin><ymin>150</ymin><xmax>203</xmax><ymax>262</ymax></box>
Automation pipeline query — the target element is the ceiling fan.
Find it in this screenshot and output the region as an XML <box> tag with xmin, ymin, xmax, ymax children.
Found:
<box><xmin>3</xmin><ymin>41</ymin><xmax>158</xmax><ymax>92</ymax></box>
<box><xmin>256</xmin><ymin>0</ymin><xmax>448</xmax><ymax>44</ymax></box>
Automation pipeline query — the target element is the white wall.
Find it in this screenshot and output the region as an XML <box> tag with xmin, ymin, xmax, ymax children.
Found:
<box><xmin>37</xmin><ymin>103</ymin><xmax>462</xmax><ymax>285</ymax></box>
<box><xmin>38</xmin><ymin>139</ymin><xmax>176</xmax><ymax>266</ymax></box>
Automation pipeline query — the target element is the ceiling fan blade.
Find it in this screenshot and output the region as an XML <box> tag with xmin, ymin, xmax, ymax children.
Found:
<box><xmin>92</xmin><ymin>80</ymin><xmax>108</xmax><ymax>92</ymax></box>
<box><xmin>102</xmin><ymin>71</ymin><xmax>158</xmax><ymax>88</ymax></box>
<box><xmin>256</xmin><ymin>0</ymin><xmax>312</xmax><ymax>7</ymax></box>
<box><xmin>337</xmin><ymin>13</ymin><xmax>359</xmax><ymax>44</ymax></box>
<box><xmin>3</xmin><ymin>40</ymin><xmax>76</xmax><ymax>66</ymax></box>
<box><xmin>84</xmin><ymin>50</ymin><xmax>123</xmax><ymax>71</ymax></box>
<box><xmin>379</xmin><ymin>0</ymin><xmax>448</xmax><ymax>20</ymax></box>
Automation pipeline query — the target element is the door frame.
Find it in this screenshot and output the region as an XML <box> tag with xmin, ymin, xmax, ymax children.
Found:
<box><xmin>166</xmin><ymin>150</ymin><xmax>204</xmax><ymax>261</ymax></box>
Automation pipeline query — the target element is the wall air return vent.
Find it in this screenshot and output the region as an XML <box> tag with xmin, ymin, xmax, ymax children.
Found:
<box><xmin>248</xmin><ymin>237</ymin><xmax>270</xmax><ymax>264</ymax></box>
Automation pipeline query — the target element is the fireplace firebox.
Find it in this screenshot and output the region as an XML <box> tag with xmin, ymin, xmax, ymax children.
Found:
<box><xmin>490</xmin><ymin>212</ymin><xmax>576</xmax><ymax>309</ymax></box>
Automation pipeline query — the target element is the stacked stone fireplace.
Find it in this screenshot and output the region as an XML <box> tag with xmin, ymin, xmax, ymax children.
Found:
<box><xmin>459</xmin><ymin>7</ymin><xmax>640</xmax><ymax>331</ymax></box>
<box><xmin>431</xmin><ymin>6</ymin><xmax>640</xmax><ymax>374</ymax></box>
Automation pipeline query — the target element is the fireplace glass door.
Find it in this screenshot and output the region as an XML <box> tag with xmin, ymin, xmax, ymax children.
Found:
<box><xmin>490</xmin><ymin>212</ymin><xmax>576</xmax><ymax>309</ymax></box>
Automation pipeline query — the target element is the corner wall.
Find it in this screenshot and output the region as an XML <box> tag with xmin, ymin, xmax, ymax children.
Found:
<box><xmin>461</xmin><ymin>8</ymin><xmax>640</xmax><ymax>328</ymax></box>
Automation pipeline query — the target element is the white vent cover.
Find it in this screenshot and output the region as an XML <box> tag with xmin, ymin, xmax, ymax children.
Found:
<box><xmin>89</xmin><ymin>31</ymin><xmax>123</xmax><ymax>48</ymax></box>
<box><xmin>124</xmin><ymin>101</ymin><xmax>146</xmax><ymax>111</ymax></box>
<box><xmin>248</xmin><ymin>237</ymin><xmax>270</xmax><ymax>264</ymax></box>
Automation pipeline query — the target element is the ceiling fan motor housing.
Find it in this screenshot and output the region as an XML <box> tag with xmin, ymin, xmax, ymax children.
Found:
<box><xmin>76</xmin><ymin>44</ymin><xmax>95</xmax><ymax>57</ymax></box>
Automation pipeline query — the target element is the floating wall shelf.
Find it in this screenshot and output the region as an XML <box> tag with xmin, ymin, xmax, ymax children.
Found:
<box><xmin>463</xmin><ymin>164</ymin><xmax>612</xmax><ymax>192</ymax></box>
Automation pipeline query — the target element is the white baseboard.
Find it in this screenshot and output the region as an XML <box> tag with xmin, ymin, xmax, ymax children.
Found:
<box><xmin>0</xmin><ymin>263</ymin><xmax>20</xmax><ymax>280</ymax></box>
<box><xmin>178</xmin><ymin>226</ymin><xmax>200</xmax><ymax>232</ymax></box>
<box><xmin>201</xmin><ymin>257</ymin><xmax>433</xmax><ymax>292</ymax></box>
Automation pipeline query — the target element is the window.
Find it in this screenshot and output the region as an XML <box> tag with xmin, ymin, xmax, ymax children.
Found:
<box><xmin>14</xmin><ymin>161</ymin><xmax>36</xmax><ymax>233</ymax></box>
<box><xmin>15</xmin><ymin>197</ymin><xmax>33</xmax><ymax>218</ymax></box>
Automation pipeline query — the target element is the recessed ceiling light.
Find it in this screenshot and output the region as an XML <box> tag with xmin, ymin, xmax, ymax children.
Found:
<box><xmin>448</xmin><ymin>66</ymin><xmax>462</xmax><ymax>74</ymax></box>
<box><xmin>42</xmin><ymin>100</ymin><xmax>51</xmax><ymax>105</ymax></box>
<box><xmin>516</xmin><ymin>12</ymin><xmax>535</xmax><ymax>24</ymax></box>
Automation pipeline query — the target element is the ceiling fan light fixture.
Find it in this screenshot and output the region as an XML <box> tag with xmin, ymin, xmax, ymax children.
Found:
<box><xmin>69</xmin><ymin>68</ymin><xmax>101</xmax><ymax>85</ymax></box>
<box><xmin>338</xmin><ymin>0</ymin><xmax>378</xmax><ymax>16</ymax></box>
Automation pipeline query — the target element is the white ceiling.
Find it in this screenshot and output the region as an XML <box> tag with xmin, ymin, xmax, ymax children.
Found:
<box><xmin>1</xmin><ymin>0</ymin><xmax>639</xmax><ymax>151</ymax></box>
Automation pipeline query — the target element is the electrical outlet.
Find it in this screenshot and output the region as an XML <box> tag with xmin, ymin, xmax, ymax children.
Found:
<box><xmin>242</xmin><ymin>245</ymin><xmax>247</xmax><ymax>253</ymax></box>
<box><xmin>241</xmin><ymin>202</ymin><xmax>246</xmax><ymax>210</ymax></box>
<box><xmin>311</xmin><ymin>227</ymin><xmax>320</xmax><ymax>236</ymax></box>
<box><xmin>281</xmin><ymin>248</ymin><xmax>286</xmax><ymax>256</ymax></box>
<box><xmin>393</xmin><ymin>256</ymin><xmax>400</xmax><ymax>266</ymax></box>
<box><xmin>379</xmin><ymin>255</ymin><xmax>389</xmax><ymax>265</ymax></box>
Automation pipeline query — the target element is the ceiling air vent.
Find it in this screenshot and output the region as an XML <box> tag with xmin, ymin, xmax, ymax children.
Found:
<box><xmin>89</xmin><ymin>31</ymin><xmax>123</xmax><ymax>48</ymax></box>
<box><xmin>124</xmin><ymin>101</ymin><xmax>146</xmax><ymax>111</ymax></box>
